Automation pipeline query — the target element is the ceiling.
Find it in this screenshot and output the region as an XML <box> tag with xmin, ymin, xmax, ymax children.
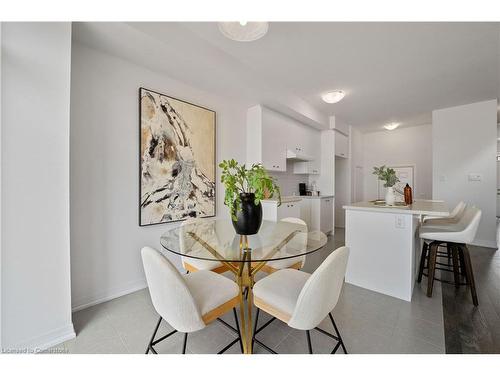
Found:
<box><xmin>74</xmin><ymin>22</ymin><xmax>500</xmax><ymax>132</ymax></box>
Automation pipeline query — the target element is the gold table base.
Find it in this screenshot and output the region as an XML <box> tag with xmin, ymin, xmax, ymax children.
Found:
<box><xmin>188</xmin><ymin>231</ymin><xmax>299</xmax><ymax>354</ymax></box>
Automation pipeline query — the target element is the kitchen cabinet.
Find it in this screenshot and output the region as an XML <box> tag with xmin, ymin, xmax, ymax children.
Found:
<box><xmin>335</xmin><ymin>132</ymin><xmax>349</xmax><ymax>158</ymax></box>
<box><xmin>299</xmin><ymin>199</ymin><xmax>311</xmax><ymax>227</ymax></box>
<box><xmin>247</xmin><ymin>105</ymin><xmax>287</xmax><ymax>172</ymax></box>
<box><xmin>293</xmin><ymin>160</ymin><xmax>320</xmax><ymax>175</ymax></box>
<box><xmin>287</xmin><ymin>124</ymin><xmax>314</xmax><ymax>157</ymax></box>
<box><xmin>278</xmin><ymin>200</ymin><xmax>301</xmax><ymax>220</ymax></box>
<box><xmin>261</xmin><ymin>199</ymin><xmax>301</xmax><ymax>221</ymax></box>
<box><xmin>247</xmin><ymin>105</ymin><xmax>321</xmax><ymax>173</ymax></box>
<box><xmin>310</xmin><ymin>197</ymin><xmax>334</xmax><ymax>234</ymax></box>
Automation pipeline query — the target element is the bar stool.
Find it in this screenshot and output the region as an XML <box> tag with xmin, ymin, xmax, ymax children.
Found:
<box><xmin>419</xmin><ymin>201</ymin><xmax>467</xmax><ymax>264</ymax></box>
<box><xmin>418</xmin><ymin>206</ymin><xmax>482</xmax><ymax>306</ymax></box>
<box><xmin>422</xmin><ymin>201</ymin><xmax>466</xmax><ymax>226</ymax></box>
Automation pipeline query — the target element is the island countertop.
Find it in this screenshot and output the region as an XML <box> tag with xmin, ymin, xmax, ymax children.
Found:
<box><xmin>343</xmin><ymin>200</ymin><xmax>449</xmax><ymax>217</ymax></box>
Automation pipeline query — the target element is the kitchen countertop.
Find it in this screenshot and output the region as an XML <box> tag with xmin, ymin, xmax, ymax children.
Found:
<box><xmin>343</xmin><ymin>200</ymin><xmax>449</xmax><ymax>216</ymax></box>
<box><xmin>262</xmin><ymin>195</ymin><xmax>334</xmax><ymax>204</ymax></box>
<box><xmin>297</xmin><ymin>195</ymin><xmax>334</xmax><ymax>200</ymax></box>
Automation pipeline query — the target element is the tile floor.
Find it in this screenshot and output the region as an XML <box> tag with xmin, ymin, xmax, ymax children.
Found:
<box><xmin>52</xmin><ymin>229</ymin><xmax>445</xmax><ymax>354</ymax></box>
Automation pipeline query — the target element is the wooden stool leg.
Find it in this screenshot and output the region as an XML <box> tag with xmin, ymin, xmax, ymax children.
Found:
<box><xmin>461</xmin><ymin>244</ymin><xmax>478</xmax><ymax>306</ymax></box>
<box><xmin>427</xmin><ymin>242</ymin><xmax>438</xmax><ymax>297</ymax></box>
<box><xmin>417</xmin><ymin>241</ymin><xmax>428</xmax><ymax>283</ymax></box>
<box><xmin>451</xmin><ymin>244</ymin><xmax>460</xmax><ymax>288</ymax></box>
<box><xmin>458</xmin><ymin>247</ymin><xmax>467</xmax><ymax>279</ymax></box>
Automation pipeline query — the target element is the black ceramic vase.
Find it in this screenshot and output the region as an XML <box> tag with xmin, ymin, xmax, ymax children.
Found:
<box><xmin>232</xmin><ymin>193</ymin><xmax>263</xmax><ymax>235</ymax></box>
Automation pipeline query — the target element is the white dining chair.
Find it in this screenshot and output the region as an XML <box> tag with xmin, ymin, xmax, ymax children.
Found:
<box><xmin>252</xmin><ymin>246</ymin><xmax>350</xmax><ymax>354</ymax></box>
<box><xmin>259</xmin><ymin>217</ymin><xmax>308</xmax><ymax>275</ymax></box>
<box><xmin>418</xmin><ymin>206</ymin><xmax>481</xmax><ymax>305</ymax></box>
<box><xmin>141</xmin><ymin>246</ymin><xmax>242</xmax><ymax>354</ymax></box>
<box><xmin>180</xmin><ymin>218</ymin><xmax>229</xmax><ymax>274</ymax></box>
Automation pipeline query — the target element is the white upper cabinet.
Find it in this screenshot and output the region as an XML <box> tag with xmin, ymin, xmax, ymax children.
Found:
<box><xmin>246</xmin><ymin>105</ymin><xmax>321</xmax><ymax>173</ymax></box>
<box><xmin>287</xmin><ymin>124</ymin><xmax>314</xmax><ymax>158</ymax></box>
<box><xmin>335</xmin><ymin>132</ymin><xmax>349</xmax><ymax>158</ymax></box>
<box><xmin>246</xmin><ymin>106</ymin><xmax>287</xmax><ymax>171</ymax></box>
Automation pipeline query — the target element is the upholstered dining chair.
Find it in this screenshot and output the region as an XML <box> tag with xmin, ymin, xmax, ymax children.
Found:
<box><xmin>180</xmin><ymin>218</ymin><xmax>229</xmax><ymax>274</ymax></box>
<box><xmin>252</xmin><ymin>246</ymin><xmax>350</xmax><ymax>354</ymax></box>
<box><xmin>141</xmin><ymin>246</ymin><xmax>242</xmax><ymax>354</ymax></box>
<box><xmin>258</xmin><ymin>217</ymin><xmax>308</xmax><ymax>275</ymax></box>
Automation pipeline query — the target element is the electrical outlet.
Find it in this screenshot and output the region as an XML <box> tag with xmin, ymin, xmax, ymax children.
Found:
<box><xmin>468</xmin><ymin>173</ymin><xmax>482</xmax><ymax>182</ymax></box>
<box><xmin>395</xmin><ymin>215</ymin><xmax>406</xmax><ymax>229</ymax></box>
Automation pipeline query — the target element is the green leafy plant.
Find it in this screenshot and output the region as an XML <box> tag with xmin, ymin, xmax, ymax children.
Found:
<box><xmin>219</xmin><ymin>159</ymin><xmax>281</xmax><ymax>220</ymax></box>
<box><xmin>372</xmin><ymin>165</ymin><xmax>399</xmax><ymax>188</ymax></box>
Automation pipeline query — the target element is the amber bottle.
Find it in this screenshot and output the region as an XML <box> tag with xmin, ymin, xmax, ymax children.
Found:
<box><xmin>404</xmin><ymin>184</ymin><xmax>413</xmax><ymax>205</ymax></box>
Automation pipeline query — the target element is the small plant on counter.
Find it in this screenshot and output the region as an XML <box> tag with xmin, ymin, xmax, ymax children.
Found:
<box><xmin>372</xmin><ymin>165</ymin><xmax>399</xmax><ymax>187</ymax></box>
<box><xmin>219</xmin><ymin>159</ymin><xmax>281</xmax><ymax>220</ymax></box>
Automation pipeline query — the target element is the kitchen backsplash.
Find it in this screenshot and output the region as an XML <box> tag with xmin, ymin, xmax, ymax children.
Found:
<box><xmin>268</xmin><ymin>160</ymin><xmax>314</xmax><ymax>196</ymax></box>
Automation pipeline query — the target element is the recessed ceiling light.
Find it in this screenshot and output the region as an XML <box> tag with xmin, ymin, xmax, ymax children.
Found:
<box><xmin>384</xmin><ymin>122</ymin><xmax>400</xmax><ymax>130</ymax></box>
<box><xmin>218</xmin><ymin>22</ymin><xmax>269</xmax><ymax>42</ymax></box>
<box><xmin>321</xmin><ymin>90</ymin><xmax>345</xmax><ymax>104</ymax></box>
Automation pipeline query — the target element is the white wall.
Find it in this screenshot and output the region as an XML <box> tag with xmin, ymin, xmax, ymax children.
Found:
<box><xmin>268</xmin><ymin>161</ymin><xmax>309</xmax><ymax>197</ymax></box>
<box><xmin>433</xmin><ymin>100</ymin><xmax>498</xmax><ymax>248</ymax></box>
<box><xmin>334</xmin><ymin>156</ymin><xmax>350</xmax><ymax>228</ymax></box>
<box><xmin>0</xmin><ymin>22</ymin><xmax>3</xmax><ymax>349</ymax></box>
<box><xmin>318</xmin><ymin>130</ymin><xmax>335</xmax><ymax>196</ymax></box>
<box><xmin>362</xmin><ymin>124</ymin><xmax>433</xmax><ymax>201</ymax></box>
<box><xmin>350</xmin><ymin>127</ymin><xmax>364</xmax><ymax>202</ymax></box>
<box><xmin>70</xmin><ymin>42</ymin><xmax>248</xmax><ymax>311</ymax></box>
<box><xmin>1</xmin><ymin>23</ymin><xmax>74</xmax><ymax>349</ymax></box>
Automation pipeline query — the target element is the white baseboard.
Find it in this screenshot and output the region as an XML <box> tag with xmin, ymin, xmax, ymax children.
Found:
<box><xmin>3</xmin><ymin>323</ymin><xmax>75</xmax><ymax>352</ymax></box>
<box><xmin>72</xmin><ymin>278</ymin><xmax>147</xmax><ymax>312</ymax></box>
<box><xmin>471</xmin><ymin>239</ymin><xmax>498</xmax><ymax>249</ymax></box>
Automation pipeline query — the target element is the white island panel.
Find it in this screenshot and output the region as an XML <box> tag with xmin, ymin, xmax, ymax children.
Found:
<box><xmin>343</xmin><ymin>201</ymin><xmax>448</xmax><ymax>301</ymax></box>
<box><xmin>345</xmin><ymin>209</ymin><xmax>418</xmax><ymax>301</ymax></box>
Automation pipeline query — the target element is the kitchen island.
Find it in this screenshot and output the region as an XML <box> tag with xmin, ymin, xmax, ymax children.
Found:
<box><xmin>343</xmin><ymin>200</ymin><xmax>449</xmax><ymax>301</ymax></box>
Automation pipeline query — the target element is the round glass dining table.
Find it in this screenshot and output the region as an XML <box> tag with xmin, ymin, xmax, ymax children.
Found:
<box><xmin>160</xmin><ymin>218</ymin><xmax>328</xmax><ymax>354</ymax></box>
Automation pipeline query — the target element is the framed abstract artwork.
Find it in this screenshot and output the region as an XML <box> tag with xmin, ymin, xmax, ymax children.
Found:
<box><xmin>139</xmin><ymin>87</ymin><xmax>216</xmax><ymax>226</ymax></box>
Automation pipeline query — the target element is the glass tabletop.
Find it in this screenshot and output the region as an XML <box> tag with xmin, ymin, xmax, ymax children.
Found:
<box><xmin>159</xmin><ymin>218</ymin><xmax>328</xmax><ymax>262</ymax></box>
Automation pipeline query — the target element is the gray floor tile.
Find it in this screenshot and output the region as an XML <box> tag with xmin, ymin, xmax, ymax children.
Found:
<box><xmin>394</xmin><ymin>314</ymin><xmax>445</xmax><ymax>348</ymax></box>
<box><xmin>388</xmin><ymin>333</ymin><xmax>444</xmax><ymax>354</ymax></box>
<box><xmin>54</xmin><ymin>228</ymin><xmax>447</xmax><ymax>354</ymax></box>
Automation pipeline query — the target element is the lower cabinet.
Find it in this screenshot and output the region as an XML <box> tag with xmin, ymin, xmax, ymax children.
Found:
<box><xmin>261</xmin><ymin>200</ymin><xmax>301</xmax><ymax>221</ymax></box>
<box><xmin>308</xmin><ymin>197</ymin><xmax>334</xmax><ymax>234</ymax></box>
<box><xmin>277</xmin><ymin>201</ymin><xmax>301</xmax><ymax>220</ymax></box>
<box><xmin>261</xmin><ymin>197</ymin><xmax>333</xmax><ymax>235</ymax></box>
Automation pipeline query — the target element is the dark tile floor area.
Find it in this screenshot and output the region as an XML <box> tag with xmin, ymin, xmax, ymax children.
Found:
<box><xmin>440</xmin><ymin>244</ymin><xmax>500</xmax><ymax>353</ymax></box>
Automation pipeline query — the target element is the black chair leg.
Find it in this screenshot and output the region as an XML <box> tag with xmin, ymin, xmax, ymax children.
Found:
<box><xmin>417</xmin><ymin>242</ymin><xmax>428</xmax><ymax>283</ymax></box>
<box><xmin>182</xmin><ymin>332</ymin><xmax>188</xmax><ymax>354</ymax></box>
<box><xmin>146</xmin><ymin>316</ymin><xmax>162</xmax><ymax>354</ymax></box>
<box><xmin>252</xmin><ymin>307</ymin><xmax>260</xmax><ymax>352</ymax></box>
<box><xmin>233</xmin><ymin>307</ymin><xmax>244</xmax><ymax>353</ymax></box>
<box><xmin>306</xmin><ymin>330</ymin><xmax>313</xmax><ymax>354</ymax></box>
<box><xmin>329</xmin><ymin>313</ymin><xmax>347</xmax><ymax>354</ymax></box>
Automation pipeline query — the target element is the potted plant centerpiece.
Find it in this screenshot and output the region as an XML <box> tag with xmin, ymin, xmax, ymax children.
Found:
<box><xmin>219</xmin><ymin>159</ymin><xmax>281</xmax><ymax>235</ymax></box>
<box><xmin>373</xmin><ymin>166</ymin><xmax>399</xmax><ymax>206</ymax></box>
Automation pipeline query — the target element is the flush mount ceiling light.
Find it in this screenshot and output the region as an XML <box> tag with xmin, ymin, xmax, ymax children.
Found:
<box><xmin>321</xmin><ymin>90</ymin><xmax>345</xmax><ymax>104</ymax></box>
<box><xmin>218</xmin><ymin>22</ymin><xmax>269</xmax><ymax>42</ymax></box>
<box><xmin>384</xmin><ymin>122</ymin><xmax>400</xmax><ymax>131</ymax></box>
